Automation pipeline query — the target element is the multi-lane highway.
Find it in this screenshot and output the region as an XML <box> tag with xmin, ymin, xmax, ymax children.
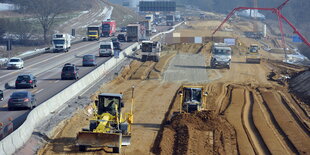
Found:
<box><xmin>0</xmin><ymin>24</ymin><xmax>172</xmax><ymax>140</ymax></box>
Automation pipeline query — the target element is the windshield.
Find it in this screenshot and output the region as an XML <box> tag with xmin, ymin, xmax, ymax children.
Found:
<box><xmin>11</xmin><ymin>92</ymin><xmax>28</xmax><ymax>98</ymax></box>
<box><xmin>184</xmin><ymin>88</ymin><xmax>202</xmax><ymax>103</ymax></box>
<box><xmin>83</xmin><ymin>55</ymin><xmax>94</xmax><ymax>59</ymax></box>
<box><xmin>98</xmin><ymin>96</ymin><xmax>120</xmax><ymax>115</ymax></box>
<box><xmin>10</xmin><ymin>59</ymin><xmax>20</xmax><ymax>62</ymax></box>
<box><xmin>88</xmin><ymin>31</ymin><xmax>98</xmax><ymax>35</ymax></box>
<box><xmin>62</xmin><ymin>66</ymin><xmax>74</xmax><ymax>71</ymax></box>
<box><xmin>17</xmin><ymin>75</ymin><xmax>30</xmax><ymax>80</ymax></box>
<box><xmin>142</xmin><ymin>43</ymin><xmax>152</xmax><ymax>52</ymax></box>
<box><xmin>53</xmin><ymin>40</ymin><xmax>65</xmax><ymax>44</ymax></box>
<box><xmin>100</xmin><ymin>45</ymin><xmax>111</xmax><ymax>49</ymax></box>
<box><xmin>102</xmin><ymin>24</ymin><xmax>110</xmax><ymax>31</ymax></box>
<box><xmin>213</xmin><ymin>48</ymin><xmax>231</xmax><ymax>55</ymax></box>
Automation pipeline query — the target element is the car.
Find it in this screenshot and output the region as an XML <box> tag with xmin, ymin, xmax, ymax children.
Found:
<box><xmin>152</xmin><ymin>27</ymin><xmax>157</xmax><ymax>33</ymax></box>
<box><xmin>0</xmin><ymin>90</ymin><xmax>3</xmax><ymax>101</ymax></box>
<box><xmin>83</xmin><ymin>54</ymin><xmax>96</xmax><ymax>66</ymax></box>
<box><xmin>113</xmin><ymin>41</ymin><xmax>121</xmax><ymax>50</ymax></box>
<box><xmin>15</xmin><ymin>74</ymin><xmax>37</xmax><ymax>89</ymax></box>
<box><xmin>7</xmin><ymin>57</ymin><xmax>24</xmax><ymax>69</ymax></box>
<box><xmin>111</xmin><ymin>37</ymin><xmax>118</xmax><ymax>43</ymax></box>
<box><xmin>61</xmin><ymin>63</ymin><xmax>79</xmax><ymax>80</ymax></box>
<box><xmin>120</xmin><ymin>27</ymin><xmax>127</xmax><ymax>32</ymax></box>
<box><xmin>117</xmin><ymin>33</ymin><xmax>126</xmax><ymax>42</ymax></box>
<box><xmin>8</xmin><ymin>91</ymin><xmax>36</xmax><ymax>110</ymax></box>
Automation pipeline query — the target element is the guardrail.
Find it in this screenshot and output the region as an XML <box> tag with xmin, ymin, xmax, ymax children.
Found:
<box><xmin>0</xmin><ymin>21</ymin><xmax>184</xmax><ymax>155</ymax></box>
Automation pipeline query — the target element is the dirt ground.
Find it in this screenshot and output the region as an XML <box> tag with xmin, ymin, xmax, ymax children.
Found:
<box><xmin>38</xmin><ymin>19</ymin><xmax>310</xmax><ymax>155</ymax></box>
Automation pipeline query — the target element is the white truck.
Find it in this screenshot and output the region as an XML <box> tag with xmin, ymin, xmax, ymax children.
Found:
<box><xmin>52</xmin><ymin>33</ymin><xmax>71</xmax><ymax>52</ymax></box>
<box><xmin>145</xmin><ymin>14</ymin><xmax>154</xmax><ymax>24</ymax></box>
<box><xmin>210</xmin><ymin>43</ymin><xmax>232</xmax><ymax>69</ymax></box>
<box><xmin>99</xmin><ymin>41</ymin><xmax>114</xmax><ymax>57</ymax></box>
<box><xmin>141</xmin><ymin>40</ymin><xmax>161</xmax><ymax>62</ymax></box>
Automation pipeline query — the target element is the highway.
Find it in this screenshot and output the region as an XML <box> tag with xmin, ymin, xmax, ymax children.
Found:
<box><xmin>0</xmin><ymin>24</ymin><xmax>172</xmax><ymax>140</ymax></box>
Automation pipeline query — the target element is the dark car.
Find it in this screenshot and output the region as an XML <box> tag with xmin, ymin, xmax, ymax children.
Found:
<box><xmin>111</xmin><ymin>37</ymin><xmax>118</xmax><ymax>43</ymax></box>
<box><xmin>61</xmin><ymin>63</ymin><xmax>79</xmax><ymax>80</ymax></box>
<box><xmin>83</xmin><ymin>54</ymin><xmax>96</xmax><ymax>66</ymax></box>
<box><xmin>113</xmin><ymin>41</ymin><xmax>121</xmax><ymax>50</ymax></box>
<box><xmin>117</xmin><ymin>34</ymin><xmax>126</xmax><ymax>42</ymax></box>
<box><xmin>15</xmin><ymin>74</ymin><xmax>37</xmax><ymax>89</ymax></box>
<box><xmin>0</xmin><ymin>90</ymin><xmax>3</xmax><ymax>101</ymax></box>
<box><xmin>120</xmin><ymin>27</ymin><xmax>127</xmax><ymax>32</ymax></box>
<box><xmin>8</xmin><ymin>91</ymin><xmax>36</xmax><ymax>110</ymax></box>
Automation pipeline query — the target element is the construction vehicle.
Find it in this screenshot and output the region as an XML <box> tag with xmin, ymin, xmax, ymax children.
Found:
<box><xmin>246</xmin><ymin>44</ymin><xmax>261</xmax><ymax>63</ymax></box>
<box><xmin>141</xmin><ymin>40</ymin><xmax>161</xmax><ymax>62</ymax></box>
<box><xmin>102</xmin><ymin>20</ymin><xmax>116</xmax><ymax>37</ymax></box>
<box><xmin>76</xmin><ymin>88</ymin><xmax>135</xmax><ymax>153</ymax></box>
<box><xmin>87</xmin><ymin>26</ymin><xmax>100</xmax><ymax>41</ymax></box>
<box><xmin>52</xmin><ymin>33</ymin><xmax>71</xmax><ymax>52</ymax></box>
<box><xmin>178</xmin><ymin>86</ymin><xmax>208</xmax><ymax>113</ymax></box>
<box><xmin>210</xmin><ymin>43</ymin><xmax>232</xmax><ymax>69</ymax></box>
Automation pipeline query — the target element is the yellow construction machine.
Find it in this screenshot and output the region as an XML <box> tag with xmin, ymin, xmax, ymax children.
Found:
<box><xmin>178</xmin><ymin>85</ymin><xmax>208</xmax><ymax>113</ymax></box>
<box><xmin>246</xmin><ymin>44</ymin><xmax>261</xmax><ymax>63</ymax></box>
<box><xmin>76</xmin><ymin>87</ymin><xmax>135</xmax><ymax>153</ymax></box>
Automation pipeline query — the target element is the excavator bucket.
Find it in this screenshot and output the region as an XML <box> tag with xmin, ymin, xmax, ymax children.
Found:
<box><xmin>122</xmin><ymin>135</ymin><xmax>131</xmax><ymax>146</ymax></box>
<box><xmin>76</xmin><ymin>132</ymin><xmax>122</xmax><ymax>148</ymax></box>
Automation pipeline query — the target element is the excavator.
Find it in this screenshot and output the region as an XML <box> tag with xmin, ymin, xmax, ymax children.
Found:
<box><xmin>246</xmin><ymin>44</ymin><xmax>261</xmax><ymax>63</ymax></box>
<box><xmin>178</xmin><ymin>85</ymin><xmax>208</xmax><ymax>113</ymax></box>
<box><xmin>76</xmin><ymin>87</ymin><xmax>135</xmax><ymax>153</ymax></box>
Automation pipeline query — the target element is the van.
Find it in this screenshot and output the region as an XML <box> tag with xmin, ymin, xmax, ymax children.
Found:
<box><xmin>99</xmin><ymin>41</ymin><xmax>114</xmax><ymax>57</ymax></box>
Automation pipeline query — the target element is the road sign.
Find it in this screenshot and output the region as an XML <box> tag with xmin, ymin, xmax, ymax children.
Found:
<box><xmin>292</xmin><ymin>36</ymin><xmax>302</xmax><ymax>43</ymax></box>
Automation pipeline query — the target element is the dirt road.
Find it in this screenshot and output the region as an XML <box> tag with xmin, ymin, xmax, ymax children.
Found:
<box><xmin>38</xmin><ymin>19</ymin><xmax>309</xmax><ymax>155</ymax></box>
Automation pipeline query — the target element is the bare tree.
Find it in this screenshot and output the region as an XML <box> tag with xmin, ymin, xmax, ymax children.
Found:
<box><xmin>13</xmin><ymin>0</ymin><xmax>71</xmax><ymax>44</ymax></box>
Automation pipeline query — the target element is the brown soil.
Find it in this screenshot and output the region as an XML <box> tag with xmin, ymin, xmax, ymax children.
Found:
<box><xmin>38</xmin><ymin>19</ymin><xmax>310</xmax><ymax>155</ymax></box>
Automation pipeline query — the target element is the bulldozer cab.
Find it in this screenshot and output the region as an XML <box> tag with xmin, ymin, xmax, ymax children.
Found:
<box><xmin>141</xmin><ymin>41</ymin><xmax>153</xmax><ymax>52</ymax></box>
<box><xmin>179</xmin><ymin>86</ymin><xmax>207</xmax><ymax>113</ymax></box>
<box><xmin>184</xmin><ymin>87</ymin><xmax>202</xmax><ymax>104</ymax></box>
<box><xmin>249</xmin><ymin>44</ymin><xmax>259</xmax><ymax>53</ymax></box>
<box><xmin>97</xmin><ymin>93</ymin><xmax>123</xmax><ymax>115</ymax></box>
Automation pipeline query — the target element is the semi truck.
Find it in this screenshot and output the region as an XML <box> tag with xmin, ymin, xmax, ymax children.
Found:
<box><xmin>87</xmin><ymin>26</ymin><xmax>100</xmax><ymax>41</ymax></box>
<box><xmin>102</xmin><ymin>20</ymin><xmax>116</xmax><ymax>37</ymax></box>
<box><xmin>166</xmin><ymin>15</ymin><xmax>175</xmax><ymax>26</ymax></box>
<box><xmin>52</xmin><ymin>33</ymin><xmax>71</xmax><ymax>52</ymax></box>
<box><xmin>126</xmin><ymin>24</ymin><xmax>141</xmax><ymax>42</ymax></box>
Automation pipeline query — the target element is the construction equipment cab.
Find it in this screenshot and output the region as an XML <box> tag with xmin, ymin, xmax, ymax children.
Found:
<box><xmin>178</xmin><ymin>86</ymin><xmax>208</xmax><ymax>113</ymax></box>
<box><xmin>246</xmin><ymin>44</ymin><xmax>261</xmax><ymax>63</ymax></box>
<box><xmin>99</xmin><ymin>41</ymin><xmax>114</xmax><ymax>57</ymax></box>
<box><xmin>87</xmin><ymin>26</ymin><xmax>100</xmax><ymax>41</ymax></box>
<box><xmin>141</xmin><ymin>40</ymin><xmax>161</xmax><ymax>62</ymax></box>
<box><xmin>76</xmin><ymin>93</ymin><xmax>133</xmax><ymax>153</ymax></box>
<box><xmin>210</xmin><ymin>43</ymin><xmax>232</xmax><ymax>69</ymax></box>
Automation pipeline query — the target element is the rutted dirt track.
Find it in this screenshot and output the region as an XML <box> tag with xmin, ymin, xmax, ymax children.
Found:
<box><xmin>38</xmin><ymin>20</ymin><xmax>310</xmax><ymax>155</ymax></box>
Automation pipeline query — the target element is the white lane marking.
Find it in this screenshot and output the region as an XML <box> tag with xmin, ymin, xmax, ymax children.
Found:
<box><xmin>0</xmin><ymin>41</ymin><xmax>99</xmax><ymax>79</ymax></box>
<box><xmin>54</xmin><ymin>80</ymin><xmax>60</xmax><ymax>83</ymax></box>
<box><xmin>35</xmin><ymin>89</ymin><xmax>44</xmax><ymax>94</ymax></box>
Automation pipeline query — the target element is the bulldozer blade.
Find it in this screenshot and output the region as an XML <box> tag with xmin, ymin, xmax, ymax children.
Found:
<box><xmin>76</xmin><ymin>131</ymin><xmax>122</xmax><ymax>147</ymax></box>
<box><xmin>122</xmin><ymin>135</ymin><xmax>131</xmax><ymax>146</ymax></box>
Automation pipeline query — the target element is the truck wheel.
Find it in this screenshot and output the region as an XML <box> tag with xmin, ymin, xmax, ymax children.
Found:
<box><xmin>154</xmin><ymin>56</ymin><xmax>159</xmax><ymax>62</ymax></box>
<box><xmin>113</xmin><ymin>147</ymin><xmax>120</xmax><ymax>153</ymax></box>
<box><xmin>79</xmin><ymin>145</ymin><xmax>87</xmax><ymax>151</ymax></box>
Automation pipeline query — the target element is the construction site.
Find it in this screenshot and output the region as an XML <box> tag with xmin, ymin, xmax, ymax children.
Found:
<box><xmin>35</xmin><ymin>9</ymin><xmax>310</xmax><ymax>154</ymax></box>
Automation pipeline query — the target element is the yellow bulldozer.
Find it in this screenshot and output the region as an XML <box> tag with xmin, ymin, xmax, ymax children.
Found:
<box><xmin>76</xmin><ymin>87</ymin><xmax>134</xmax><ymax>153</ymax></box>
<box><xmin>246</xmin><ymin>44</ymin><xmax>261</xmax><ymax>63</ymax></box>
<box><xmin>178</xmin><ymin>85</ymin><xmax>208</xmax><ymax>113</ymax></box>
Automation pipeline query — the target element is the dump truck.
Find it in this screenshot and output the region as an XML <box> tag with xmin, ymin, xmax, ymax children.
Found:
<box><xmin>52</xmin><ymin>33</ymin><xmax>71</xmax><ymax>52</ymax></box>
<box><xmin>210</xmin><ymin>43</ymin><xmax>232</xmax><ymax>69</ymax></box>
<box><xmin>126</xmin><ymin>24</ymin><xmax>141</xmax><ymax>42</ymax></box>
<box><xmin>76</xmin><ymin>90</ymin><xmax>134</xmax><ymax>153</ymax></box>
<box><xmin>178</xmin><ymin>86</ymin><xmax>208</xmax><ymax>113</ymax></box>
<box><xmin>102</xmin><ymin>20</ymin><xmax>116</xmax><ymax>37</ymax></box>
<box><xmin>87</xmin><ymin>26</ymin><xmax>100</xmax><ymax>41</ymax></box>
<box><xmin>246</xmin><ymin>44</ymin><xmax>261</xmax><ymax>63</ymax></box>
<box><xmin>141</xmin><ymin>40</ymin><xmax>161</xmax><ymax>62</ymax></box>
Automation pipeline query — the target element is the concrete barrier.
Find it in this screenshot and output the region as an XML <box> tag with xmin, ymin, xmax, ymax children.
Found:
<box><xmin>0</xmin><ymin>23</ymin><xmax>184</xmax><ymax>154</ymax></box>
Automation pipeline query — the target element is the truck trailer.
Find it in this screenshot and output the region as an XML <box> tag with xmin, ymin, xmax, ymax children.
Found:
<box><xmin>102</xmin><ymin>20</ymin><xmax>116</xmax><ymax>37</ymax></box>
<box><xmin>126</xmin><ymin>24</ymin><xmax>141</xmax><ymax>42</ymax></box>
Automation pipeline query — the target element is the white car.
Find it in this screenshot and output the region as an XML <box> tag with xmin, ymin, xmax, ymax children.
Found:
<box><xmin>7</xmin><ymin>57</ymin><xmax>24</xmax><ymax>69</ymax></box>
<box><xmin>152</xmin><ymin>27</ymin><xmax>157</xmax><ymax>33</ymax></box>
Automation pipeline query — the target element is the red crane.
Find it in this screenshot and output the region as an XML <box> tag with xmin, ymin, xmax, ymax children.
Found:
<box><xmin>212</xmin><ymin>0</ymin><xmax>310</xmax><ymax>48</ymax></box>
